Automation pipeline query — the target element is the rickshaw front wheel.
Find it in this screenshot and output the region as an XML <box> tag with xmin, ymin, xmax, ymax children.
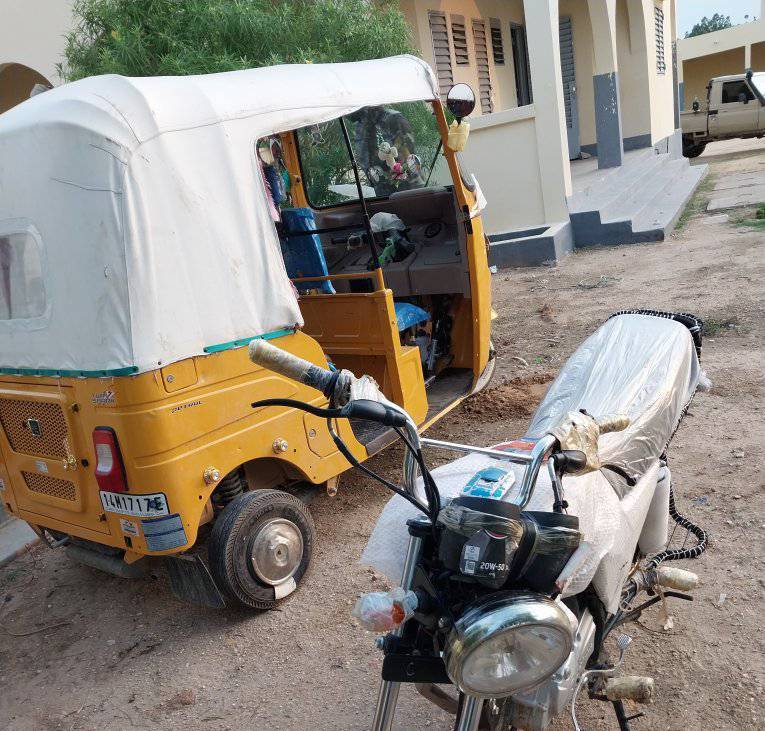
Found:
<box><xmin>208</xmin><ymin>488</ymin><xmax>315</xmax><ymax>610</ymax></box>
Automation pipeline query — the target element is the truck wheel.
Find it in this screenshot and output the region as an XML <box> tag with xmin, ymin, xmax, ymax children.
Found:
<box><xmin>208</xmin><ymin>489</ymin><xmax>315</xmax><ymax>610</ymax></box>
<box><xmin>683</xmin><ymin>140</ymin><xmax>706</xmax><ymax>158</ymax></box>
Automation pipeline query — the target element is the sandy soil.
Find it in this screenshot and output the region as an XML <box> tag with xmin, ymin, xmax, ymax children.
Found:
<box><xmin>1</xmin><ymin>139</ymin><xmax>763</xmax><ymax>731</ymax></box>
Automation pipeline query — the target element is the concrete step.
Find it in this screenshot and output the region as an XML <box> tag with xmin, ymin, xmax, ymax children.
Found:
<box><xmin>600</xmin><ymin>156</ymin><xmax>686</xmax><ymax>225</ymax></box>
<box><xmin>631</xmin><ymin>163</ymin><xmax>708</xmax><ymax>238</ymax></box>
<box><xmin>568</xmin><ymin>149</ymin><xmax>661</xmax><ymax>213</ymax></box>
<box><xmin>570</xmin><ymin>155</ymin><xmax>707</xmax><ymax>247</ymax></box>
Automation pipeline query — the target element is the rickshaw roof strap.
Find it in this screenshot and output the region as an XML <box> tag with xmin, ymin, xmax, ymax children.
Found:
<box><xmin>0</xmin><ymin>57</ymin><xmax>439</xmax><ymax>377</ymax></box>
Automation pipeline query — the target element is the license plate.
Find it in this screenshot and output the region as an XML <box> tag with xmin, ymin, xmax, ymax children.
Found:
<box><xmin>100</xmin><ymin>491</ymin><xmax>169</xmax><ymax>518</ymax></box>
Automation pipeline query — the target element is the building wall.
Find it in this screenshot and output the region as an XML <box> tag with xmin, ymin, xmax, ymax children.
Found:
<box><xmin>615</xmin><ymin>0</ymin><xmax>651</xmax><ymax>143</ymax></box>
<box><xmin>0</xmin><ymin>0</ymin><xmax>74</xmax><ymax>84</ymax></box>
<box><xmin>0</xmin><ymin>0</ymin><xmax>74</xmax><ymax>112</ymax></box>
<box><xmin>752</xmin><ymin>41</ymin><xmax>765</xmax><ymax>70</ymax></box>
<box><xmin>401</xmin><ymin>0</ymin><xmax>526</xmax><ymax>114</ymax></box>
<box><xmin>650</xmin><ymin>0</ymin><xmax>677</xmax><ymax>143</ymax></box>
<box><xmin>682</xmin><ymin>48</ymin><xmax>746</xmax><ymax>107</ymax></box>
<box><xmin>461</xmin><ymin>106</ymin><xmax>546</xmax><ymax>231</ymax></box>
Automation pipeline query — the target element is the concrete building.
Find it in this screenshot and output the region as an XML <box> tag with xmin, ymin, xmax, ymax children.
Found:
<box><xmin>402</xmin><ymin>0</ymin><xmax>706</xmax><ymax>265</ymax></box>
<box><xmin>678</xmin><ymin>3</ymin><xmax>765</xmax><ymax>111</ymax></box>
<box><xmin>0</xmin><ymin>0</ymin><xmax>74</xmax><ymax>113</ymax></box>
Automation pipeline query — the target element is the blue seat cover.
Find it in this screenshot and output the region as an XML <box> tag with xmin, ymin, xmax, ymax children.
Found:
<box><xmin>281</xmin><ymin>208</ymin><xmax>335</xmax><ymax>294</ymax></box>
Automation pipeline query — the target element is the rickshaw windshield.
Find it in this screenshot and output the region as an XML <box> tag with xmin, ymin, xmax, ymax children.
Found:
<box><xmin>296</xmin><ymin>101</ymin><xmax>452</xmax><ymax>208</ymax></box>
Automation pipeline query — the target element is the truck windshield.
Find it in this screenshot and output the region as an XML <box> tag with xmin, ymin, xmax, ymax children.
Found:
<box><xmin>295</xmin><ymin>101</ymin><xmax>452</xmax><ymax>208</ymax></box>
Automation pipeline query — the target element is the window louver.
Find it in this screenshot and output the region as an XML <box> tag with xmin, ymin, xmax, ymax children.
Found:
<box><xmin>472</xmin><ymin>19</ymin><xmax>494</xmax><ymax>114</ymax></box>
<box><xmin>655</xmin><ymin>4</ymin><xmax>666</xmax><ymax>74</ymax></box>
<box><xmin>490</xmin><ymin>18</ymin><xmax>505</xmax><ymax>65</ymax></box>
<box><xmin>451</xmin><ymin>15</ymin><xmax>469</xmax><ymax>65</ymax></box>
<box><xmin>428</xmin><ymin>10</ymin><xmax>454</xmax><ymax>99</ymax></box>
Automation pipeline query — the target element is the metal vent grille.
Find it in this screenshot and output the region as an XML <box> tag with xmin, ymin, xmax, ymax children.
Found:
<box><xmin>451</xmin><ymin>15</ymin><xmax>469</xmax><ymax>65</ymax></box>
<box><xmin>0</xmin><ymin>398</ymin><xmax>69</xmax><ymax>459</ymax></box>
<box><xmin>490</xmin><ymin>19</ymin><xmax>504</xmax><ymax>65</ymax></box>
<box><xmin>472</xmin><ymin>19</ymin><xmax>494</xmax><ymax>114</ymax></box>
<box><xmin>560</xmin><ymin>16</ymin><xmax>576</xmax><ymax>128</ymax></box>
<box><xmin>22</xmin><ymin>471</ymin><xmax>77</xmax><ymax>502</ymax></box>
<box><xmin>428</xmin><ymin>10</ymin><xmax>454</xmax><ymax>99</ymax></box>
<box><xmin>655</xmin><ymin>4</ymin><xmax>666</xmax><ymax>74</ymax></box>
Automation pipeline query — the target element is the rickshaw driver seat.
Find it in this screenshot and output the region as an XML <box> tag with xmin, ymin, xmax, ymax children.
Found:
<box><xmin>280</xmin><ymin>207</ymin><xmax>335</xmax><ymax>294</ymax></box>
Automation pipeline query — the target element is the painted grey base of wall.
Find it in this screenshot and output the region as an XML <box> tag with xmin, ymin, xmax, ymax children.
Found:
<box><xmin>488</xmin><ymin>221</ymin><xmax>574</xmax><ymax>268</ymax></box>
<box><xmin>581</xmin><ymin>133</ymin><xmax>652</xmax><ymax>157</ymax></box>
<box><xmin>593</xmin><ymin>72</ymin><xmax>624</xmax><ymax>169</ymax></box>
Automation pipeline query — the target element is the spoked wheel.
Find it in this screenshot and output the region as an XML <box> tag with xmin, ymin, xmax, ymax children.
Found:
<box><xmin>208</xmin><ymin>489</ymin><xmax>315</xmax><ymax>610</ymax></box>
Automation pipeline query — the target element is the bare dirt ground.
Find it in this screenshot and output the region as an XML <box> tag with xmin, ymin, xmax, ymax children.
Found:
<box><xmin>1</xmin><ymin>139</ymin><xmax>763</xmax><ymax>731</ymax></box>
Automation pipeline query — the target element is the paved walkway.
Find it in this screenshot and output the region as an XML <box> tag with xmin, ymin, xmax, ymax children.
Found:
<box><xmin>0</xmin><ymin>513</ymin><xmax>38</xmax><ymax>567</ymax></box>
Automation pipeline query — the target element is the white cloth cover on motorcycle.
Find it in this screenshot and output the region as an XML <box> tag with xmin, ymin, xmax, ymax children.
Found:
<box><xmin>526</xmin><ymin>313</ymin><xmax>701</xmax><ymax>493</ymax></box>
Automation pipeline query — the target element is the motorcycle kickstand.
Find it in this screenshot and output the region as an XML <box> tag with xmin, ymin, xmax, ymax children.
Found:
<box><xmin>612</xmin><ymin>699</ymin><xmax>645</xmax><ymax>731</ymax></box>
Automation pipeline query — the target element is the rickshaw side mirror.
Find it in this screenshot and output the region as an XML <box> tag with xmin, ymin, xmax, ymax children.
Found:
<box><xmin>446</xmin><ymin>83</ymin><xmax>476</xmax><ymax>122</ymax></box>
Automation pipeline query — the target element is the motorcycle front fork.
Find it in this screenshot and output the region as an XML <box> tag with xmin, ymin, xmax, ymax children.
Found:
<box><xmin>370</xmin><ymin>525</ymin><xmax>485</xmax><ymax>731</ymax></box>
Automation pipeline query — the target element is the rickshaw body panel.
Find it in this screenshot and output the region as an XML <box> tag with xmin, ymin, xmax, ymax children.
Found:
<box><xmin>0</xmin><ymin>331</ymin><xmax>369</xmax><ymax>556</ymax></box>
<box><xmin>0</xmin><ymin>56</ymin><xmax>493</xmax><ymax>566</ymax></box>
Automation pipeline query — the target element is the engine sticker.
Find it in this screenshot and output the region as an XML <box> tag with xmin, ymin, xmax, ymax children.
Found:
<box><xmin>141</xmin><ymin>513</ymin><xmax>187</xmax><ymax>551</ymax></box>
<box><xmin>462</xmin><ymin>467</ymin><xmax>515</xmax><ymax>500</ymax></box>
<box><xmin>119</xmin><ymin>518</ymin><xmax>140</xmax><ymax>537</ymax></box>
<box><xmin>35</xmin><ymin>460</ymin><xmax>49</xmax><ymax>474</ymax></box>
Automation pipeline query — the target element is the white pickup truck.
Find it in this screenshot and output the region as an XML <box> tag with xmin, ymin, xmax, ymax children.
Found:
<box><xmin>681</xmin><ymin>70</ymin><xmax>765</xmax><ymax>158</ymax></box>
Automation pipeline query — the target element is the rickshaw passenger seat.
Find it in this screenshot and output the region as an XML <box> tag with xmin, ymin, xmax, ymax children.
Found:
<box><xmin>280</xmin><ymin>207</ymin><xmax>335</xmax><ymax>294</ymax></box>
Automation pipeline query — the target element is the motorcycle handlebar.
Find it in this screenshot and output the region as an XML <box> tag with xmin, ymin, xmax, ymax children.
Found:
<box><xmin>248</xmin><ymin>339</ymin><xmax>336</xmax><ymax>395</ymax></box>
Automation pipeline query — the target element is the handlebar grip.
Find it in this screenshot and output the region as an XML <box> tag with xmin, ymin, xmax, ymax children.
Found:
<box><xmin>596</xmin><ymin>414</ymin><xmax>631</xmax><ymax>434</ymax></box>
<box><xmin>340</xmin><ymin>399</ymin><xmax>408</xmax><ymax>428</ymax></box>
<box><xmin>248</xmin><ymin>339</ymin><xmax>335</xmax><ymax>394</ymax></box>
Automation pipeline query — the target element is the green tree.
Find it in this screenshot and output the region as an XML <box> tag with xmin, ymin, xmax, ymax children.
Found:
<box><xmin>61</xmin><ymin>0</ymin><xmax>414</xmax><ymax>80</ymax></box>
<box><xmin>685</xmin><ymin>13</ymin><xmax>733</xmax><ymax>38</ymax></box>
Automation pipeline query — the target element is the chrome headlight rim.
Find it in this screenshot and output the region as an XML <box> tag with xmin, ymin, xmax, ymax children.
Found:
<box><xmin>444</xmin><ymin>590</ymin><xmax>573</xmax><ymax>699</ymax></box>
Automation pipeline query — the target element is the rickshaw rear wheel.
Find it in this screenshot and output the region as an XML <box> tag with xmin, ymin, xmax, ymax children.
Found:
<box><xmin>208</xmin><ymin>488</ymin><xmax>315</xmax><ymax>610</ymax></box>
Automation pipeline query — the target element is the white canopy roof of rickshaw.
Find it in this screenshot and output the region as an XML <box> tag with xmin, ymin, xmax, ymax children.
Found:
<box><xmin>0</xmin><ymin>55</ymin><xmax>439</xmax><ymax>376</ymax></box>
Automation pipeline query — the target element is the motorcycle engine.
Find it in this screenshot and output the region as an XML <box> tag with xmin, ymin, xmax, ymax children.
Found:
<box><xmin>436</xmin><ymin>466</ymin><xmax>582</xmax><ymax>595</ymax></box>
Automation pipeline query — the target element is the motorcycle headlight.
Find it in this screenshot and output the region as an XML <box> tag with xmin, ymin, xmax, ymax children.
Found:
<box><xmin>443</xmin><ymin>591</ymin><xmax>573</xmax><ymax>698</ymax></box>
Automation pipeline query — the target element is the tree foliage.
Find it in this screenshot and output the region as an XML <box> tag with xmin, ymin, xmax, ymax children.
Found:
<box><xmin>61</xmin><ymin>0</ymin><xmax>415</xmax><ymax>80</ymax></box>
<box><xmin>685</xmin><ymin>13</ymin><xmax>733</xmax><ymax>38</ymax></box>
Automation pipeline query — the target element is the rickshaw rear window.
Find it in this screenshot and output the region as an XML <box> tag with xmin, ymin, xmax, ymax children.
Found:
<box><xmin>295</xmin><ymin>101</ymin><xmax>452</xmax><ymax>208</ymax></box>
<box><xmin>0</xmin><ymin>231</ymin><xmax>46</xmax><ymax>320</ymax></box>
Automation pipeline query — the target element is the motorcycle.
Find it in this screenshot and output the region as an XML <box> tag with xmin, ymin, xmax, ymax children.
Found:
<box><xmin>248</xmin><ymin>309</ymin><xmax>709</xmax><ymax>731</ymax></box>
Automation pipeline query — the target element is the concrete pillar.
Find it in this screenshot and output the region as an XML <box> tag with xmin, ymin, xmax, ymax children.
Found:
<box><xmin>745</xmin><ymin>43</ymin><xmax>752</xmax><ymax>69</ymax></box>
<box><xmin>587</xmin><ymin>0</ymin><xmax>623</xmax><ymax>168</ymax></box>
<box><xmin>523</xmin><ymin>0</ymin><xmax>571</xmax><ymax>220</ymax></box>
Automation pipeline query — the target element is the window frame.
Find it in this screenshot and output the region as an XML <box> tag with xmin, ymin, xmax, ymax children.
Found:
<box><xmin>292</xmin><ymin>103</ymin><xmax>456</xmax><ymax>212</ymax></box>
<box><xmin>720</xmin><ymin>80</ymin><xmax>755</xmax><ymax>105</ymax></box>
<box><xmin>0</xmin><ymin>220</ymin><xmax>50</xmax><ymax>329</ymax></box>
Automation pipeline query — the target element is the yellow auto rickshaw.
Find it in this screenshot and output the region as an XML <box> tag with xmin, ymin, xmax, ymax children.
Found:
<box><xmin>0</xmin><ymin>55</ymin><xmax>493</xmax><ymax>609</ymax></box>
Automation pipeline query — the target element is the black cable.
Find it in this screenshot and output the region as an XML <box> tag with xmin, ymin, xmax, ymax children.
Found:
<box><xmin>647</xmin><ymin>482</ymin><xmax>708</xmax><ymax>569</ymax></box>
<box><xmin>392</xmin><ymin>426</ymin><xmax>441</xmax><ymax>523</ymax></box>
<box><xmin>252</xmin><ymin>398</ymin><xmax>342</xmax><ymax>420</ymax></box>
<box><xmin>325</xmin><ymin>417</ymin><xmax>431</xmax><ymax>519</ymax></box>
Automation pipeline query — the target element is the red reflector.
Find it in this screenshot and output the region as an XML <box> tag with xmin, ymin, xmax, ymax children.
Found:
<box><xmin>92</xmin><ymin>427</ymin><xmax>128</xmax><ymax>493</ymax></box>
